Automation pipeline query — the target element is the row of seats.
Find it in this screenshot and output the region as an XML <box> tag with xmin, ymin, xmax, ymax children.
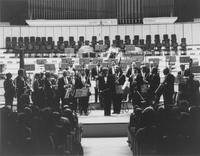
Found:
<box><xmin>5</xmin><ymin>34</ymin><xmax>187</xmax><ymax>53</ymax></box>
<box><xmin>128</xmin><ymin>101</ymin><xmax>200</xmax><ymax>156</ymax></box>
<box><xmin>0</xmin><ymin>106</ymin><xmax>83</xmax><ymax>156</ymax></box>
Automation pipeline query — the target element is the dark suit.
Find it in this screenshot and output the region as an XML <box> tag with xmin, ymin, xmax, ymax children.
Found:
<box><xmin>91</xmin><ymin>66</ymin><xmax>102</xmax><ymax>103</ymax></box>
<box><xmin>147</xmin><ymin>74</ymin><xmax>160</xmax><ymax>103</ymax></box>
<box><xmin>4</xmin><ymin>79</ymin><xmax>15</xmax><ymax>108</ymax></box>
<box><xmin>101</xmin><ymin>74</ymin><xmax>115</xmax><ymax>116</ymax></box>
<box><xmin>163</xmin><ymin>73</ymin><xmax>175</xmax><ymax>107</ymax></box>
<box><xmin>114</xmin><ymin>73</ymin><xmax>125</xmax><ymax>113</ymax></box>
<box><xmin>44</xmin><ymin>78</ymin><xmax>55</xmax><ymax>108</ymax></box>
<box><xmin>128</xmin><ymin>73</ymin><xmax>143</xmax><ymax>107</ymax></box>
<box><xmin>76</xmin><ymin>75</ymin><xmax>91</xmax><ymax>114</ymax></box>
<box><xmin>57</xmin><ymin>76</ymin><xmax>73</xmax><ymax>108</ymax></box>
<box><xmin>15</xmin><ymin>76</ymin><xmax>26</xmax><ymax>112</ymax></box>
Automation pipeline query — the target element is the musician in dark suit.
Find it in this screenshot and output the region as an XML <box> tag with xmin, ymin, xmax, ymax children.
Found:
<box><xmin>76</xmin><ymin>70</ymin><xmax>91</xmax><ymax>115</ymax></box>
<box><xmin>162</xmin><ymin>68</ymin><xmax>175</xmax><ymax>108</ymax></box>
<box><xmin>4</xmin><ymin>73</ymin><xmax>15</xmax><ymax>109</ymax></box>
<box><xmin>15</xmin><ymin>69</ymin><xmax>27</xmax><ymax>112</ymax></box>
<box><xmin>100</xmin><ymin>67</ymin><xmax>115</xmax><ymax>116</ymax></box>
<box><xmin>147</xmin><ymin>67</ymin><xmax>160</xmax><ymax>104</ymax></box>
<box><xmin>113</xmin><ymin>66</ymin><xmax>125</xmax><ymax>114</ymax></box>
<box><xmin>44</xmin><ymin>72</ymin><xmax>55</xmax><ymax>108</ymax></box>
<box><xmin>127</xmin><ymin>67</ymin><xmax>143</xmax><ymax>107</ymax></box>
<box><xmin>91</xmin><ymin>61</ymin><xmax>102</xmax><ymax>103</ymax></box>
<box><xmin>108</xmin><ymin>60</ymin><xmax>117</xmax><ymax>75</ymax></box>
<box><xmin>32</xmin><ymin>73</ymin><xmax>44</xmax><ymax>108</ymax></box>
<box><xmin>185</xmin><ymin>74</ymin><xmax>200</xmax><ymax>106</ymax></box>
<box><xmin>57</xmin><ymin>70</ymin><xmax>72</xmax><ymax>108</ymax></box>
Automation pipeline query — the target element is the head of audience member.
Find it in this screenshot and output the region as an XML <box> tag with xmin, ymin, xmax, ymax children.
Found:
<box><xmin>142</xmin><ymin>66</ymin><xmax>150</xmax><ymax>75</ymax></box>
<box><xmin>97</xmin><ymin>61</ymin><xmax>101</xmax><ymax>67</ymax></box>
<box><xmin>5</xmin><ymin>72</ymin><xmax>12</xmax><ymax>80</ymax></box>
<box><xmin>102</xmin><ymin>67</ymin><xmax>108</xmax><ymax>77</ymax></box>
<box><xmin>131</xmin><ymin>62</ymin><xmax>136</xmax><ymax>69</ymax></box>
<box><xmin>111</xmin><ymin>60</ymin><xmax>116</xmax><ymax>67</ymax></box>
<box><xmin>178</xmin><ymin>100</ymin><xmax>190</xmax><ymax>113</ymax></box>
<box><xmin>34</xmin><ymin>73</ymin><xmax>40</xmax><ymax>80</ymax></box>
<box><xmin>80</xmin><ymin>69</ymin><xmax>85</xmax><ymax>76</ymax></box>
<box><xmin>163</xmin><ymin>67</ymin><xmax>170</xmax><ymax>76</ymax></box>
<box><xmin>45</xmin><ymin>72</ymin><xmax>51</xmax><ymax>81</ymax></box>
<box><xmin>151</xmin><ymin>67</ymin><xmax>158</xmax><ymax>75</ymax></box>
<box><xmin>189</xmin><ymin>73</ymin><xmax>194</xmax><ymax>80</ymax></box>
<box><xmin>134</xmin><ymin>67</ymin><xmax>141</xmax><ymax>75</ymax></box>
<box><xmin>39</xmin><ymin>72</ymin><xmax>44</xmax><ymax>80</ymax></box>
<box><xmin>180</xmin><ymin>64</ymin><xmax>185</xmax><ymax>71</ymax></box>
<box><xmin>18</xmin><ymin>68</ymin><xmax>25</xmax><ymax>77</ymax></box>
<box><xmin>63</xmin><ymin>70</ymin><xmax>70</xmax><ymax>78</ymax></box>
<box><xmin>142</xmin><ymin>106</ymin><xmax>155</xmax><ymax>127</ymax></box>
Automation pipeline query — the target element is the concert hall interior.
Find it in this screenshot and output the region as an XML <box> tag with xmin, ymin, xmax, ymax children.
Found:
<box><xmin>0</xmin><ymin>0</ymin><xmax>200</xmax><ymax>156</ymax></box>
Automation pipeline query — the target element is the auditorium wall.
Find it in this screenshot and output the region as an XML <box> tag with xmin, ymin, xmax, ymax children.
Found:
<box><xmin>0</xmin><ymin>22</ymin><xmax>200</xmax><ymax>49</ymax></box>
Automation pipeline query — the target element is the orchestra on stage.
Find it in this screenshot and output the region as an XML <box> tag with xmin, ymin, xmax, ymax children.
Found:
<box><xmin>4</xmin><ymin>59</ymin><xmax>200</xmax><ymax>116</ymax></box>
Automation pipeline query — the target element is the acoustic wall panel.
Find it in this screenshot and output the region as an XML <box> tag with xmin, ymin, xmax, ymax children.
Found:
<box><xmin>69</xmin><ymin>26</ymin><xmax>78</xmax><ymax>41</ymax></box>
<box><xmin>11</xmin><ymin>27</ymin><xmax>21</xmax><ymax>38</ymax></box>
<box><xmin>102</xmin><ymin>26</ymin><xmax>110</xmax><ymax>40</ymax></box>
<box><xmin>0</xmin><ymin>27</ymin><xmax>4</xmax><ymax>49</ymax></box>
<box><xmin>142</xmin><ymin>25</ymin><xmax>150</xmax><ymax>39</ymax></box>
<box><xmin>150</xmin><ymin>24</ymin><xmax>159</xmax><ymax>37</ymax></box>
<box><xmin>166</xmin><ymin>24</ymin><xmax>175</xmax><ymax>38</ymax></box>
<box><xmin>125</xmin><ymin>25</ymin><xmax>134</xmax><ymax>40</ymax></box>
<box><xmin>118</xmin><ymin>25</ymin><xmax>126</xmax><ymax>39</ymax></box>
<box><xmin>53</xmin><ymin>27</ymin><xmax>62</xmax><ymax>42</ymax></box>
<box><xmin>37</xmin><ymin>27</ymin><xmax>46</xmax><ymax>37</ymax></box>
<box><xmin>46</xmin><ymin>27</ymin><xmax>54</xmax><ymax>39</ymax></box>
<box><xmin>183</xmin><ymin>23</ymin><xmax>192</xmax><ymax>45</ymax></box>
<box><xmin>77</xmin><ymin>27</ymin><xmax>86</xmax><ymax>39</ymax></box>
<box><xmin>109</xmin><ymin>26</ymin><xmax>118</xmax><ymax>41</ymax></box>
<box><xmin>93</xmin><ymin>26</ymin><xmax>102</xmax><ymax>40</ymax></box>
<box><xmin>134</xmin><ymin>25</ymin><xmax>142</xmax><ymax>38</ymax></box>
<box><xmin>85</xmin><ymin>26</ymin><xmax>94</xmax><ymax>41</ymax></box>
<box><xmin>192</xmin><ymin>23</ymin><xmax>200</xmax><ymax>45</ymax></box>
<box><xmin>4</xmin><ymin>27</ymin><xmax>12</xmax><ymax>37</ymax></box>
<box><xmin>20</xmin><ymin>27</ymin><xmax>30</xmax><ymax>37</ymax></box>
<box><xmin>61</xmin><ymin>27</ymin><xmax>70</xmax><ymax>41</ymax></box>
<box><xmin>158</xmin><ymin>24</ymin><xmax>167</xmax><ymax>37</ymax></box>
<box><xmin>29</xmin><ymin>27</ymin><xmax>37</xmax><ymax>37</ymax></box>
<box><xmin>174</xmin><ymin>23</ymin><xmax>183</xmax><ymax>43</ymax></box>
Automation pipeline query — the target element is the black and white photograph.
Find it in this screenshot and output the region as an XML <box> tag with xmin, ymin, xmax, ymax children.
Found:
<box><xmin>0</xmin><ymin>0</ymin><xmax>200</xmax><ymax>155</ymax></box>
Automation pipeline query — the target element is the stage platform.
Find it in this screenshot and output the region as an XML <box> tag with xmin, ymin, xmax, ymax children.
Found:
<box><xmin>79</xmin><ymin>110</ymin><xmax>133</xmax><ymax>138</ymax></box>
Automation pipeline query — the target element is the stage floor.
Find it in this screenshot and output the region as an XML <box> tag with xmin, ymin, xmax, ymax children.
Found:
<box><xmin>78</xmin><ymin>110</ymin><xmax>133</xmax><ymax>124</ymax></box>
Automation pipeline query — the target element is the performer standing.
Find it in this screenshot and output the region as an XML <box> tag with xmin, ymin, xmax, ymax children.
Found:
<box><xmin>100</xmin><ymin>67</ymin><xmax>115</xmax><ymax>116</ymax></box>
<box><xmin>57</xmin><ymin>70</ymin><xmax>72</xmax><ymax>108</ymax></box>
<box><xmin>4</xmin><ymin>73</ymin><xmax>15</xmax><ymax>109</ymax></box>
<box><xmin>43</xmin><ymin>72</ymin><xmax>55</xmax><ymax>108</ymax></box>
<box><xmin>113</xmin><ymin>66</ymin><xmax>125</xmax><ymax>114</ymax></box>
<box><xmin>14</xmin><ymin>69</ymin><xmax>27</xmax><ymax>112</ymax></box>
<box><xmin>162</xmin><ymin>68</ymin><xmax>175</xmax><ymax>108</ymax></box>
<box><xmin>78</xmin><ymin>70</ymin><xmax>91</xmax><ymax>115</ymax></box>
<box><xmin>127</xmin><ymin>67</ymin><xmax>143</xmax><ymax>107</ymax></box>
<box><xmin>91</xmin><ymin>61</ymin><xmax>102</xmax><ymax>104</ymax></box>
<box><xmin>32</xmin><ymin>73</ymin><xmax>44</xmax><ymax>108</ymax></box>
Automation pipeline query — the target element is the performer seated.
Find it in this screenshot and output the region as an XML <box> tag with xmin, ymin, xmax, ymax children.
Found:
<box><xmin>113</xmin><ymin>66</ymin><xmax>125</xmax><ymax>114</ymax></box>
<box><xmin>75</xmin><ymin>70</ymin><xmax>91</xmax><ymax>115</ymax></box>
